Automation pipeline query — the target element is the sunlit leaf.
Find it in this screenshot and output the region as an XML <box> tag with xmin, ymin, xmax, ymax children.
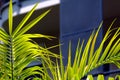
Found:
<box><xmin>8</xmin><ymin>0</ymin><xmax>13</xmax><ymax>35</ymax></box>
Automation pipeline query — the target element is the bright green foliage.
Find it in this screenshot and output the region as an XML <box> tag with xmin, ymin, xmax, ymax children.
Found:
<box><xmin>87</xmin><ymin>75</ymin><xmax>105</xmax><ymax>80</ymax></box>
<box><xmin>87</xmin><ymin>75</ymin><xmax>94</xmax><ymax>80</ymax></box>
<box><xmin>108</xmin><ymin>77</ymin><xmax>115</xmax><ymax>80</ymax></box>
<box><xmin>0</xmin><ymin>0</ymin><xmax>58</xmax><ymax>79</ymax></box>
<box><xmin>97</xmin><ymin>75</ymin><xmax>104</xmax><ymax>80</ymax></box>
<box><xmin>42</xmin><ymin>21</ymin><xmax>120</xmax><ymax>80</ymax></box>
<box><xmin>87</xmin><ymin>75</ymin><xmax>120</xmax><ymax>80</ymax></box>
<box><xmin>0</xmin><ymin>0</ymin><xmax>120</xmax><ymax>80</ymax></box>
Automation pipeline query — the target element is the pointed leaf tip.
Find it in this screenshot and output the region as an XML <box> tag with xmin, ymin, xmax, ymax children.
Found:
<box><xmin>9</xmin><ymin>0</ymin><xmax>13</xmax><ymax>35</ymax></box>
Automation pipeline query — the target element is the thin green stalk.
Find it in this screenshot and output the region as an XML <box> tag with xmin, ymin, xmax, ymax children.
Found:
<box><xmin>10</xmin><ymin>36</ymin><xmax>14</xmax><ymax>80</ymax></box>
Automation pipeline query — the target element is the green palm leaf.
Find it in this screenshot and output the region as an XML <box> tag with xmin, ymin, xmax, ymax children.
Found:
<box><xmin>15</xmin><ymin>9</ymin><xmax>50</xmax><ymax>36</ymax></box>
<box><xmin>42</xmin><ymin>22</ymin><xmax>120</xmax><ymax>80</ymax></box>
<box><xmin>12</xmin><ymin>3</ymin><xmax>38</xmax><ymax>36</ymax></box>
<box><xmin>8</xmin><ymin>0</ymin><xmax>13</xmax><ymax>35</ymax></box>
<box><xmin>0</xmin><ymin>0</ymin><xmax>57</xmax><ymax>79</ymax></box>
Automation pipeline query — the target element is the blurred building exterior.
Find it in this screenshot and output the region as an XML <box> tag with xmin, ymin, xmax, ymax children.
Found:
<box><xmin>0</xmin><ymin>0</ymin><xmax>119</xmax><ymax>78</ymax></box>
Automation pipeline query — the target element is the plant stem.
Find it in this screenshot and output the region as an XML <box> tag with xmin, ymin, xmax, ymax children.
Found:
<box><xmin>10</xmin><ymin>36</ymin><xmax>14</xmax><ymax>80</ymax></box>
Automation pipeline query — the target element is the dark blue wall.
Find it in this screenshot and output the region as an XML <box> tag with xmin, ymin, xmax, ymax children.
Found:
<box><xmin>60</xmin><ymin>0</ymin><xmax>103</xmax><ymax>72</ymax></box>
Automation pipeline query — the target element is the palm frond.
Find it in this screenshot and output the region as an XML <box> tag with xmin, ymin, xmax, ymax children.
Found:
<box><xmin>12</xmin><ymin>3</ymin><xmax>38</xmax><ymax>36</ymax></box>
<box><xmin>15</xmin><ymin>9</ymin><xmax>50</xmax><ymax>36</ymax></box>
<box><xmin>0</xmin><ymin>0</ymin><xmax>57</xmax><ymax>79</ymax></box>
<box><xmin>42</xmin><ymin>22</ymin><xmax>120</xmax><ymax>80</ymax></box>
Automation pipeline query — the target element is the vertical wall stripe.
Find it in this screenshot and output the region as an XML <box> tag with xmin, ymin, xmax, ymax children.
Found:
<box><xmin>60</xmin><ymin>0</ymin><xmax>103</xmax><ymax>73</ymax></box>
